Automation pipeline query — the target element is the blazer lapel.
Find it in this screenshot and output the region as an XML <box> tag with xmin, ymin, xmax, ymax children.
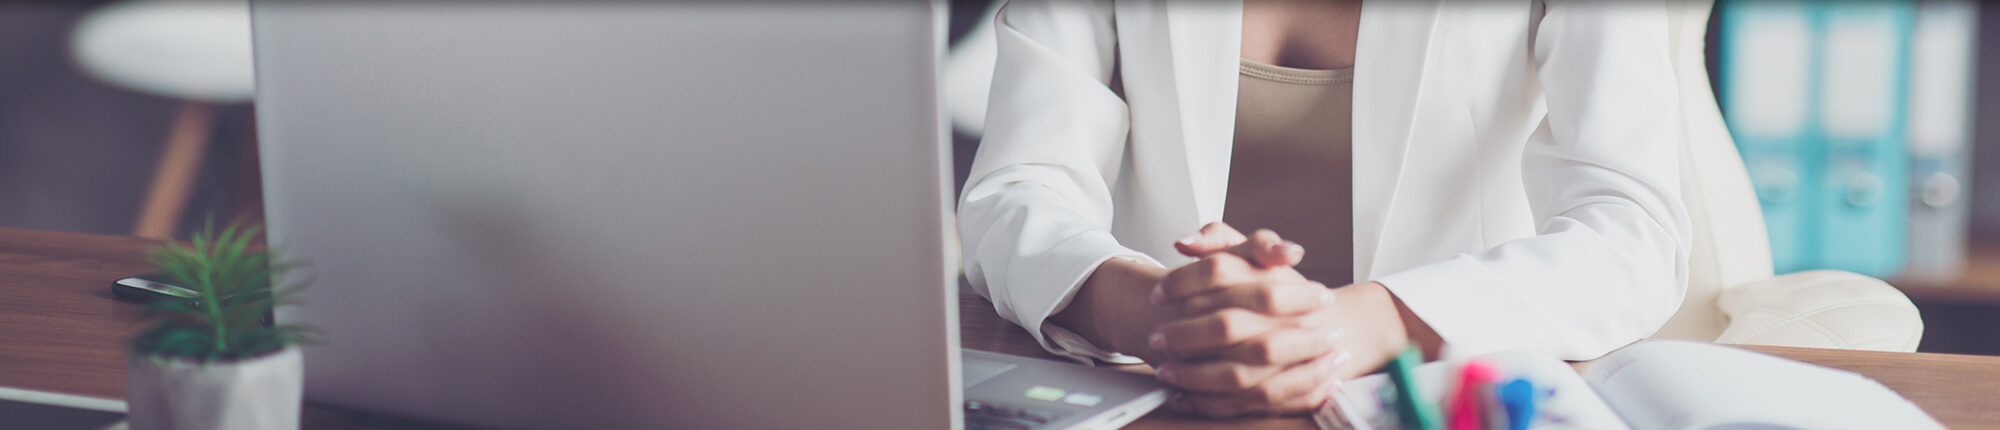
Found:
<box><xmin>1163</xmin><ymin>0</ymin><xmax>1242</xmax><ymax>224</ymax></box>
<box><xmin>1352</xmin><ymin>0</ymin><xmax>1442</xmax><ymax>281</ymax></box>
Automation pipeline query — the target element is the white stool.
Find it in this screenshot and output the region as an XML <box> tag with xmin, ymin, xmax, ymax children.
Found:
<box><xmin>70</xmin><ymin>0</ymin><xmax>253</xmax><ymax>239</ymax></box>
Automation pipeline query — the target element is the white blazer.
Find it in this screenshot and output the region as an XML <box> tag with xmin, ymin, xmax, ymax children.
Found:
<box><xmin>958</xmin><ymin>0</ymin><xmax>1693</xmax><ymax>362</ymax></box>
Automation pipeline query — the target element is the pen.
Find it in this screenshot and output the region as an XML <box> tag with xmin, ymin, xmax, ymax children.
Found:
<box><xmin>1481</xmin><ymin>380</ymin><xmax>1508</xmax><ymax>430</ymax></box>
<box><xmin>1386</xmin><ymin>346</ymin><xmax>1441</xmax><ymax>430</ymax></box>
<box><xmin>1449</xmin><ymin>360</ymin><xmax>1498</xmax><ymax>430</ymax></box>
<box><xmin>1498</xmin><ymin>378</ymin><xmax>1537</xmax><ymax>430</ymax></box>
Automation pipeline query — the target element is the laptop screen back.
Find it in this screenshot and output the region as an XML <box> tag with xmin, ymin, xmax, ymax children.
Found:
<box><xmin>252</xmin><ymin>2</ymin><xmax>956</xmax><ymax>428</ymax></box>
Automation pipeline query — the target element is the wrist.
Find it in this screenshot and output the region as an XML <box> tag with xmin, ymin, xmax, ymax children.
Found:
<box><xmin>1051</xmin><ymin>256</ymin><xmax>1172</xmax><ymax>361</ymax></box>
<box><xmin>1048</xmin><ymin>256</ymin><xmax>1168</xmax><ymax>362</ymax></box>
<box><xmin>1095</xmin><ymin>258</ymin><xmax>1173</xmax><ymax>361</ymax></box>
<box><xmin>1337</xmin><ymin>281</ymin><xmax>1444</xmax><ymax>372</ymax></box>
<box><xmin>1388</xmin><ymin>283</ymin><xmax>1445</xmax><ymax>360</ymax></box>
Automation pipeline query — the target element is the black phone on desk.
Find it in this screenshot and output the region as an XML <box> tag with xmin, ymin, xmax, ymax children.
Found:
<box><xmin>112</xmin><ymin>273</ymin><xmax>276</xmax><ymax>326</ymax></box>
<box><xmin>111</xmin><ymin>272</ymin><xmax>198</xmax><ymax>303</ymax></box>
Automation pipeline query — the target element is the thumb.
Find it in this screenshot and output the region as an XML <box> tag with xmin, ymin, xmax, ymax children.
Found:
<box><xmin>1227</xmin><ymin>229</ymin><xmax>1304</xmax><ymax>269</ymax></box>
<box><xmin>1174</xmin><ymin>222</ymin><xmax>1249</xmax><ymax>257</ymax></box>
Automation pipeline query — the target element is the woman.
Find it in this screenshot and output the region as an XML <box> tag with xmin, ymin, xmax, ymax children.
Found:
<box><xmin>958</xmin><ymin>0</ymin><xmax>1691</xmax><ymax>418</ymax></box>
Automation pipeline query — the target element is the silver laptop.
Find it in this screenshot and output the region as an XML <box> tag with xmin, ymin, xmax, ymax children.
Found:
<box><xmin>251</xmin><ymin>1</ymin><xmax>1162</xmax><ymax>428</ymax></box>
<box><xmin>962</xmin><ymin>350</ymin><xmax>1169</xmax><ymax>429</ymax></box>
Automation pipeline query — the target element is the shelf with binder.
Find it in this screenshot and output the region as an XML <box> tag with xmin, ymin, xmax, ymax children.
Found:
<box><xmin>1719</xmin><ymin>0</ymin><xmax>1981</xmax><ymax>287</ymax></box>
<box><xmin>1892</xmin><ymin>241</ymin><xmax>2000</xmax><ymax>304</ymax></box>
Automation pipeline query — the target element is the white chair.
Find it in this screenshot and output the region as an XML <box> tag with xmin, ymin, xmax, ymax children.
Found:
<box><xmin>942</xmin><ymin>0</ymin><xmax>1925</xmax><ymax>352</ymax></box>
<box><xmin>1652</xmin><ymin>0</ymin><xmax>1921</xmax><ymax>351</ymax></box>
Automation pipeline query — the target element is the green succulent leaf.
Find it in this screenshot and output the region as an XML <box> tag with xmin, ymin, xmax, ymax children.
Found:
<box><xmin>131</xmin><ymin>220</ymin><xmax>321</xmax><ymax>361</ymax></box>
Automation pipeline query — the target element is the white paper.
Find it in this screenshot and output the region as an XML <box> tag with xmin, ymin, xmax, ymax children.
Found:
<box><xmin>1581</xmin><ymin>341</ymin><xmax>1941</xmax><ymax>430</ymax></box>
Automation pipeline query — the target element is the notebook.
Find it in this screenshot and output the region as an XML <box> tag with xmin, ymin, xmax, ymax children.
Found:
<box><xmin>1316</xmin><ymin>341</ymin><xmax>1940</xmax><ymax>430</ymax></box>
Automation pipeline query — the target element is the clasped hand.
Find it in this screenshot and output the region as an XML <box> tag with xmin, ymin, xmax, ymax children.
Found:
<box><xmin>1148</xmin><ymin>223</ymin><xmax>1352</xmax><ymax>417</ymax></box>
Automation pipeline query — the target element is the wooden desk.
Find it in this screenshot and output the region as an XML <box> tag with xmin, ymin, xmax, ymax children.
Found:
<box><xmin>0</xmin><ymin>228</ymin><xmax>497</xmax><ymax>429</ymax></box>
<box><xmin>959</xmin><ymin>281</ymin><xmax>2000</xmax><ymax>429</ymax></box>
<box><xmin>4</xmin><ymin>227</ymin><xmax>1998</xmax><ymax>429</ymax></box>
<box><xmin>0</xmin><ymin>228</ymin><xmax>153</xmax><ymax>401</ymax></box>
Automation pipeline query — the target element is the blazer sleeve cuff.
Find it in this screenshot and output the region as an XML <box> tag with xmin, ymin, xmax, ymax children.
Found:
<box><xmin>1001</xmin><ymin>231</ymin><xmax>1157</xmax><ymax>365</ymax></box>
<box><xmin>1373</xmin><ymin>255</ymin><xmax>1551</xmax><ymax>359</ymax></box>
<box><xmin>1041</xmin><ymin>323</ymin><xmax>1147</xmax><ymax>365</ymax></box>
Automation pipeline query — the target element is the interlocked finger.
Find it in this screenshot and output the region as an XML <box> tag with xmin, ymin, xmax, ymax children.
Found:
<box><xmin>1156</xmin><ymin>253</ymin><xmax>1262</xmax><ymax>303</ymax></box>
<box><xmin>1181</xmin><ymin>281</ymin><xmax>1334</xmax><ymax>316</ymax></box>
<box><xmin>1223</xmin><ymin>326</ymin><xmax>1343</xmax><ymax>366</ymax></box>
<box><xmin>1166</xmin><ymin>351</ymin><xmax>1350</xmax><ymax>418</ymax></box>
<box><xmin>1150</xmin><ymin>308</ymin><xmax>1277</xmax><ymax>356</ymax></box>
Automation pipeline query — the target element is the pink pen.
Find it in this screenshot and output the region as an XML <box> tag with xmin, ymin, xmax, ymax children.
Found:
<box><xmin>1449</xmin><ymin>360</ymin><xmax>1500</xmax><ymax>430</ymax></box>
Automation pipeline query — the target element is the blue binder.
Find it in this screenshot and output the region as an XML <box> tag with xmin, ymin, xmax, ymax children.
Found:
<box><xmin>1901</xmin><ymin>0</ymin><xmax>1978</xmax><ymax>284</ymax></box>
<box><xmin>1720</xmin><ymin>1</ymin><xmax>1913</xmax><ymax>278</ymax></box>
<box><xmin>1812</xmin><ymin>3</ymin><xmax>1912</xmax><ymax>279</ymax></box>
<box><xmin>1720</xmin><ymin>1</ymin><xmax>1819</xmax><ymax>274</ymax></box>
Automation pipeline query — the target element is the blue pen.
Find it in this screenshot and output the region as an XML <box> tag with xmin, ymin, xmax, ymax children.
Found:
<box><xmin>1497</xmin><ymin>379</ymin><xmax>1537</xmax><ymax>430</ymax></box>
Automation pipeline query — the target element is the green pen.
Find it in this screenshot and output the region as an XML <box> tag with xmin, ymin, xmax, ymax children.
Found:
<box><xmin>1385</xmin><ymin>346</ymin><xmax>1442</xmax><ymax>430</ymax></box>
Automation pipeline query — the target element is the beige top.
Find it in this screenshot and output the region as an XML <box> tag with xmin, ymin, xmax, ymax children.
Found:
<box><xmin>1223</xmin><ymin>59</ymin><xmax>1354</xmax><ymax>284</ymax></box>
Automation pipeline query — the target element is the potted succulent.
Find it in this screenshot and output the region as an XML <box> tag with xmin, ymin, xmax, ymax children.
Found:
<box><xmin>126</xmin><ymin>223</ymin><xmax>316</xmax><ymax>430</ymax></box>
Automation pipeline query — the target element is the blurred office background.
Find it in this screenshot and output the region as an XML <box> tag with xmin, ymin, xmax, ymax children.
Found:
<box><xmin>3</xmin><ymin>1</ymin><xmax>1998</xmax><ymax>353</ymax></box>
<box><xmin>0</xmin><ymin>1</ymin><xmax>261</xmax><ymax>240</ymax></box>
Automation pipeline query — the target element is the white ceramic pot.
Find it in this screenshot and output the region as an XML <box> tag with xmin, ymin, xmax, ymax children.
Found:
<box><xmin>125</xmin><ymin>346</ymin><xmax>303</xmax><ymax>430</ymax></box>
